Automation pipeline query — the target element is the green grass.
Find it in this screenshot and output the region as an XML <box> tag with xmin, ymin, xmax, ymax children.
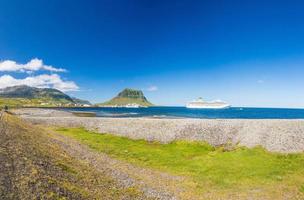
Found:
<box><xmin>300</xmin><ymin>185</ymin><xmax>304</xmax><ymax>193</ymax></box>
<box><xmin>55</xmin><ymin>127</ymin><xmax>304</xmax><ymax>196</ymax></box>
<box><xmin>71</xmin><ymin>112</ymin><xmax>96</xmax><ymax>117</ymax></box>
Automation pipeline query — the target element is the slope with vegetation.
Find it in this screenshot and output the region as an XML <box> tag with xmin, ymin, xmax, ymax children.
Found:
<box><xmin>71</xmin><ymin>97</ymin><xmax>92</xmax><ymax>106</ymax></box>
<box><xmin>97</xmin><ymin>88</ymin><xmax>153</xmax><ymax>107</ymax></box>
<box><xmin>0</xmin><ymin>112</ymin><xmax>144</xmax><ymax>199</ymax></box>
<box><xmin>0</xmin><ymin>85</ymin><xmax>90</xmax><ymax>107</ymax></box>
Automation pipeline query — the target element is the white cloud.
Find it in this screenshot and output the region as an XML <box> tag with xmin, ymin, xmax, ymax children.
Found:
<box><xmin>0</xmin><ymin>74</ymin><xmax>79</xmax><ymax>92</ymax></box>
<box><xmin>257</xmin><ymin>79</ymin><xmax>264</xmax><ymax>84</ymax></box>
<box><xmin>147</xmin><ymin>86</ymin><xmax>158</xmax><ymax>91</ymax></box>
<box><xmin>0</xmin><ymin>58</ymin><xmax>66</xmax><ymax>73</ymax></box>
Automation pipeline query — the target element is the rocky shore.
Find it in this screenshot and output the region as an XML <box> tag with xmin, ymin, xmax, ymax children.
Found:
<box><xmin>14</xmin><ymin>108</ymin><xmax>304</xmax><ymax>153</ymax></box>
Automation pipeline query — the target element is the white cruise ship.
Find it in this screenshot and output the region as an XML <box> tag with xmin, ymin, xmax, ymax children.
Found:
<box><xmin>186</xmin><ymin>98</ymin><xmax>230</xmax><ymax>109</ymax></box>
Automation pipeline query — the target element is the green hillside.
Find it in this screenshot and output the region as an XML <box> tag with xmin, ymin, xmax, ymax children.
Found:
<box><xmin>71</xmin><ymin>97</ymin><xmax>92</xmax><ymax>105</ymax></box>
<box><xmin>0</xmin><ymin>85</ymin><xmax>89</xmax><ymax>107</ymax></box>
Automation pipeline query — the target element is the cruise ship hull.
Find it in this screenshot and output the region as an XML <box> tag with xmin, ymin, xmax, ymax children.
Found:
<box><xmin>186</xmin><ymin>97</ymin><xmax>230</xmax><ymax>109</ymax></box>
<box><xmin>186</xmin><ymin>104</ymin><xmax>230</xmax><ymax>109</ymax></box>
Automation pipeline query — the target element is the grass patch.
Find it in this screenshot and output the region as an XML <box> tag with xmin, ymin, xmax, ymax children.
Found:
<box><xmin>56</xmin><ymin>162</ymin><xmax>77</xmax><ymax>174</ymax></box>
<box><xmin>71</xmin><ymin>112</ymin><xmax>96</xmax><ymax>117</ymax></box>
<box><xmin>55</xmin><ymin>127</ymin><xmax>304</xmax><ymax>196</ymax></box>
<box><xmin>300</xmin><ymin>185</ymin><xmax>304</xmax><ymax>193</ymax></box>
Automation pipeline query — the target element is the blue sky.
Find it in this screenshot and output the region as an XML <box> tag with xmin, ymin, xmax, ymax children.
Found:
<box><xmin>1</xmin><ymin>0</ymin><xmax>304</xmax><ymax>107</ymax></box>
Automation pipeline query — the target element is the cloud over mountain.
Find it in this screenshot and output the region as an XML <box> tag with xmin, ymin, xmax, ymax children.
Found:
<box><xmin>0</xmin><ymin>58</ymin><xmax>79</xmax><ymax>92</ymax></box>
<box><xmin>0</xmin><ymin>58</ymin><xmax>66</xmax><ymax>73</ymax></box>
<box><xmin>0</xmin><ymin>74</ymin><xmax>79</xmax><ymax>92</ymax></box>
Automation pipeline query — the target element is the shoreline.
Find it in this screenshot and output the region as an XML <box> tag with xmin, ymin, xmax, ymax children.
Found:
<box><xmin>13</xmin><ymin>108</ymin><xmax>304</xmax><ymax>153</ymax></box>
<box><xmin>14</xmin><ymin>106</ymin><xmax>304</xmax><ymax>120</ymax></box>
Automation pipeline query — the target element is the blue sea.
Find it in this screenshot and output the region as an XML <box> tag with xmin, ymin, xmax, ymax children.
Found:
<box><xmin>60</xmin><ymin>107</ymin><xmax>304</xmax><ymax>119</ymax></box>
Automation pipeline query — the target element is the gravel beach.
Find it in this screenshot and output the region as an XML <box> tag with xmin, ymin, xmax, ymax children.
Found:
<box><xmin>14</xmin><ymin>108</ymin><xmax>304</xmax><ymax>153</ymax></box>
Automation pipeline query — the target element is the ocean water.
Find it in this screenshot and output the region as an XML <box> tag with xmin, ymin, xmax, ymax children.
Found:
<box><xmin>60</xmin><ymin>107</ymin><xmax>304</xmax><ymax>119</ymax></box>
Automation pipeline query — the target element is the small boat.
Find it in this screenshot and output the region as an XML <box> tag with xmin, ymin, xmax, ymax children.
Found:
<box><xmin>186</xmin><ymin>97</ymin><xmax>230</xmax><ymax>109</ymax></box>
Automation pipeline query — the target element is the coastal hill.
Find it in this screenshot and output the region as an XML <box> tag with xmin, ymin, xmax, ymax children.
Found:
<box><xmin>71</xmin><ymin>97</ymin><xmax>92</xmax><ymax>106</ymax></box>
<box><xmin>0</xmin><ymin>85</ymin><xmax>73</xmax><ymax>101</ymax></box>
<box><xmin>97</xmin><ymin>88</ymin><xmax>153</xmax><ymax>107</ymax></box>
<box><xmin>0</xmin><ymin>85</ymin><xmax>90</xmax><ymax>107</ymax></box>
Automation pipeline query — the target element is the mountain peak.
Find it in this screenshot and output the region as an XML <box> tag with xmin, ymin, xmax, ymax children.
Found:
<box><xmin>97</xmin><ymin>88</ymin><xmax>153</xmax><ymax>107</ymax></box>
<box><xmin>117</xmin><ymin>88</ymin><xmax>146</xmax><ymax>99</ymax></box>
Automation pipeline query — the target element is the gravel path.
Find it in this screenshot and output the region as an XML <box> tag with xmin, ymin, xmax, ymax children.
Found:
<box><xmin>15</xmin><ymin>108</ymin><xmax>304</xmax><ymax>153</ymax></box>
